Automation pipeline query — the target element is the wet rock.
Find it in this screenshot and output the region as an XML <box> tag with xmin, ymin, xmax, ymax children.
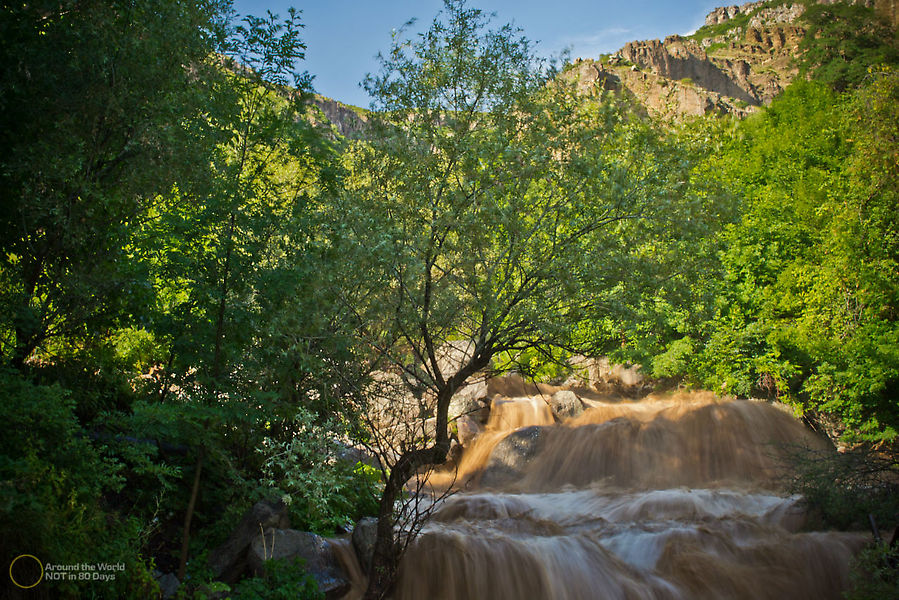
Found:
<box><xmin>352</xmin><ymin>517</ymin><xmax>378</xmax><ymax>573</ymax></box>
<box><xmin>208</xmin><ymin>498</ymin><xmax>290</xmax><ymax>582</ymax></box>
<box><xmin>550</xmin><ymin>390</ymin><xmax>584</xmax><ymax>420</ymax></box>
<box><xmin>152</xmin><ymin>571</ymin><xmax>179</xmax><ymax>599</ymax></box>
<box><xmin>565</xmin><ymin>356</ymin><xmax>647</xmax><ymax>394</ymax></box>
<box><xmin>249</xmin><ymin>529</ymin><xmax>350</xmax><ymax>599</ymax></box>
<box><xmin>479</xmin><ymin>425</ymin><xmax>547</xmax><ymax>488</ymax></box>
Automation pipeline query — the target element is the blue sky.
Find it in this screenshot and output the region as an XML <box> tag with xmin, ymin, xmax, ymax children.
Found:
<box><xmin>232</xmin><ymin>0</ymin><xmax>724</xmax><ymax>107</ymax></box>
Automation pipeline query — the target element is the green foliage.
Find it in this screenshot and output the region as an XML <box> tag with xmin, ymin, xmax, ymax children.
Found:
<box><xmin>259</xmin><ymin>409</ymin><xmax>380</xmax><ymax>534</ymax></box>
<box><xmin>786</xmin><ymin>445</ymin><xmax>898</xmax><ymax>530</ymax></box>
<box><xmin>0</xmin><ymin>369</ymin><xmax>158</xmax><ymax>598</ymax></box>
<box><xmin>495</xmin><ymin>346</ymin><xmax>575</xmax><ymax>384</ymax></box>
<box><xmin>231</xmin><ymin>558</ymin><xmax>323</xmax><ymax>600</ymax></box>
<box><xmin>845</xmin><ymin>543</ymin><xmax>899</xmax><ymax>600</ymax></box>
<box><xmin>0</xmin><ymin>0</ymin><xmax>366</xmax><ymax>592</ymax></box>
<box><xmin>799</xmin><ymin>3</ymin><xmax>899</xmax><ymax>91</ymax></box>
<box><xmin>653</xmin><ymin>76</ymin><xmax>899</xmax><ymax>442</ymax></box>
<box><xmin>337</xmin><ymin>0</ymin><xmax>719</xmax><ymax>402</ymax></box>
<box><xmin>0</xmin><ymin>0</ymin><xmax>231</xmax><ymax>366</ymax></box>
<box><xmin>651</xmin><ymin>337</ymin><xmax>695</xmax><ymax>379</ymax></box>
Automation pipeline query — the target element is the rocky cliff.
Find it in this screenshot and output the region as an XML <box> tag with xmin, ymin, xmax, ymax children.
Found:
<box><xmin>310</xmin><ymin>95</ymin><xmax>369</xmax><ymax>139</ymax></box>
<box><xmin>563</xmin><ymin>0</ymin><xmax>897</xmax><ymax>120</ymax></box>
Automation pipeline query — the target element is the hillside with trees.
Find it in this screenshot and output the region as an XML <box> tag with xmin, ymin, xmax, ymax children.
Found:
<box><xmin>1</xmin><ymin>1</ymin><xmax>897</xmax><ymax>599</ymax></box>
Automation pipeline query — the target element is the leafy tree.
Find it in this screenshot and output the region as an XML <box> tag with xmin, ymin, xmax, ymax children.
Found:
<box><xmin>332</xmin><ymin>1</ymin><xmax>708</xmax><ymax>595</ymax></box>
<box><xmin>665</xmin><ymin>77</ymin><xmax>899</xmax><ymax>442</ymax></box>
<box><xmin>799</xmin><ymin>3</ymin><xmax>899</xmax><ymax>91</ymax></box>
<box><xmin>0</xmin><ymin>2</ymin><xmax>372</xmax><ymax>593</ymax></box>
<box><xmin>0</xmin><ymin>0</ymin><xmax>230</xmax><ymax>368</ymax></box>
<box><xmin>125</xmin><ymin>9</ymin><xmax>357</xmax><ymax>580</ymax></box>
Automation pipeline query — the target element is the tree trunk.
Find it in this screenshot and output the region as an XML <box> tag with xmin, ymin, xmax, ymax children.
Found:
<box><xmin>177</xmin><ymin>448</ymin><xmax>205</xmax><ymax>581</ymax></box>
<box><xmin>364</xmin><ymin>441</ymin><xmax>446</xmax><ymax>600</ymax></box>
<box><xmin>362</xmin><ymin>348</ymin><xmax>491</xmax><ymax>599</ymax></box>
<box><xmin>212</xmin><ymin>211</ymin><xmax>236</xmax><ymax>381</ymax></box>
<box><xmin>362</xmin><ymin>379</ymin><xmax>470</xmax><ymax>599</ymax></box>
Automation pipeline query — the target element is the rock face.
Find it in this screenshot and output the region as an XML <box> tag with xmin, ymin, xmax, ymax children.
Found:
<box><xmin>563</xmin><ymin>0</ymin><xmax>895</xmax><ymax>120</ymax></box>
<box><xmin>248</xmin><ymin>529</ymin><xmax>350</xmax><ymax>599</ymax></box>
<box><xmin>152</xmin><ymin>571</ymin><xmax>179</xmax><ymax>599</ymax></box>
<box><xmin>310</xmin><ymin>95</ymin><xmax>368</xmax><ymax>138</ymax></box>
<box><xmin>620</xmin><ymin>37</ymin><xmax>759</xmax><ymax>105</ymax></box>
<box><xmin>351</xmin><ymin>517</ymin><xmax>378</xmax><ymax>573</ymax></box>
<box><xmin>705</xmin><ymin>0</ymin><xmax>875</xmax><ymax>28</ymax></box>
<box><xmin>455</xmin><ymin>414</ymin><xmax>482</xmax><ymax>447</ymax></box>
<box><xmin>479</xmin><ymin>425</ymin><xmax>547</xmax><ymax>488</ymax></box>
<box><xmin>208</xmin><ymin>499</ymin><xmax>290</xmax><ymax>583</ymax></box>
<box><xmin>448</xmin><ymin>376</ymin><xmax>490</xmax><ymax>425</ymax></box>
<box><xmin>549</xmin><ymin>390</ymin><xmax>585</xmax><ymax>420</ymax></box>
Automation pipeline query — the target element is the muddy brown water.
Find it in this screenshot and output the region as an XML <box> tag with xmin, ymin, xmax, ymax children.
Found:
<box><xmin>342</xmin><ymin>390</ymin><xmax>867</xmax><ymax>599</ymax></box>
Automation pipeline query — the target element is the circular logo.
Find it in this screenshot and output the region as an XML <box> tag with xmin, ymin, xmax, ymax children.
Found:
<box><xmin>9</xmin><ymin>554</ymin><xmax>43</xmax><ymax>589</ymax></box>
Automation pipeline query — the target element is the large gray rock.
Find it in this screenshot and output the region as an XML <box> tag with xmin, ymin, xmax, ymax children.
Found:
<box><xmin>549</xmin><ymin>390</ymin><xmax>584</xmax><ymax>420</ymax></box>
<box><xmin>351</xmin><ymin>517</ymin><xmax>378</xmax><ymax>573</ymax></box>
<box><xmin>152</xmin><ymin>571</ymin><xmax>179</xmax><ymax>599</ymax></box>
<box><xmin>249</xmin><ymin>529</ymin><xmax>350</xmax><ymax>599</ymax></box>
<box><xmin>448</xmin><ymin>377</ymin><xmax>489</xmax><ymax>424</ymax></box>
<box><xmin>479</xmin><ymin>425</ymin><xmax>547</xmax><ymax>488</ymax></box>
<box><xmin>208</xmin><ymin>499</ymin><xmax>290</xmax><ymax>582</ymax></box>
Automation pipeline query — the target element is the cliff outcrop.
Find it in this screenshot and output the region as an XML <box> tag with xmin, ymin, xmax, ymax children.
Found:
<box><xmin>563</xmin><ymin>0</ymin><xmax>896</xmax><ymax>120</ymax></box>
<box><xmin>310</xmin><ymin>95</ymin><xmax>369</xmax><ymax>139</ymax></box>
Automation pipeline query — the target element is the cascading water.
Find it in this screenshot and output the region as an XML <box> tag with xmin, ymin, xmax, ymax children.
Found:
<box><xmin>346</xmin><ymin>385</ymin><xmax>868</xmax><ymax>599</ymax></box>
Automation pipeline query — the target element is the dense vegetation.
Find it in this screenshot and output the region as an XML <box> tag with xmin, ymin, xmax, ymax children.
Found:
<box><xmin>1</xmin><ymin>0</ymin><xmax>896</xmax><ymax>598</ymax></box>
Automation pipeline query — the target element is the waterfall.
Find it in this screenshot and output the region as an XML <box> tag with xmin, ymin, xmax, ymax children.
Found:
<box><xmin>346</xmin><ymin>386</ymin><xmax>867</xmax><ymax>599</ymax></box>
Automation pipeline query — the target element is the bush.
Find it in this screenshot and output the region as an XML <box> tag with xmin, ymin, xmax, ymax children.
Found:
<box><xmin>259</xmin><ymin>409</ymin><xmax>380</xmax><ymax>535</ymax></box>
<box><xmin>230</xmin><ymin>557</ymin><xmax>323</xmax><ymax>600</ymax></box>
<box><xmin>0</xmin><ymin>369</ymin><xmax>156</xmax><ymax>598</ymax></box>
<box><xmin>845</xmin><ymin>543</ymin><xmax>899</xmax><ymax>600</ymax></box>
<box><xmin>786</xmin><ymin>444</ymin><xmax>899</xmax><ymax>530</ymax></box>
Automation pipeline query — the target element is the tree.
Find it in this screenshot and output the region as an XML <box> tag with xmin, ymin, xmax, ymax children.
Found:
<box><xmin>668</xmin><ymin>76</ymin><xmax>899</xmax><ymax>442</ymax></box>
<box><xmin>0</xmin><ymin>0</ymin><xmax>231</xmax><ymax>368</ymax></box>
<box><xmin>331</xmin><ymin>1</ymin><xmax>694</xmax><ymax>596</ymax></box>
<box><xmin>0</xmin><ymin>2</ymin><xmax>365</xmax><ymax>591</ymax></box>
<box><xmin>799</xmin><ymin>3</ymin><xmax>899</xmax><ymax>91</ymax></box>
<box><xmin>126</xmin><ymin>9</ymin><xmax>352</xmax><ymax>580</ymax></box>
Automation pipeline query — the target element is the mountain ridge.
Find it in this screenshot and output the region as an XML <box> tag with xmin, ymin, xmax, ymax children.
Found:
<box><xmin>313</xmin><ymin>0</ymin><xmax>898</xmax><ymax>129</ymax></box>
<box><xmin>562</xmin><ymin>0</ymin><xmax>897</xmax><ymax>119</ymax></box>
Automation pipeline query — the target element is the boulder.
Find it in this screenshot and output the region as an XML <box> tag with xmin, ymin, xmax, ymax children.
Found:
<box><xmin>448</xmin><ymin>377</ymin><xmax>489</xmax><ymax>424</ymax></box>
<box><xmin>565</xmin><ymin>356</ymin><xmax>647</xmax><ymax>394</ymax></box>
<box><xmin>435</xmin><ymin>340</ymin><xmax>474</xmax><ymax>378</ymax></box>
<box><xmin>549</xmin><ymin>390</ymin><xmax>584</xmax><ymax>420</ymax></box>
<box><xmin>249</xmin><ymin>529</ymin><xmax>350</xmax><ymax>600</ymax></box>
<box><xmin>455</xmin><ymin>414</ymin><xmax>482</xmax><ymax>447</ymax></box>
<box><xmin>152</xmin><ymin>571</ymin><xmax>179</xmax><ymax>599</ymax></box>
<box><xmin>208</xmin><ymin>498</ymin><xmax>290</xmax><ymax>582</ymax></box>
<box><xmin>479</xmin><ymin>425</ymin><xmax>547</xmax><ymax>488</ymax></box>
<box><xmin>351</xmin><ymin>517</ymin><xmax>378</xmax><ymax>573</ymax></box>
